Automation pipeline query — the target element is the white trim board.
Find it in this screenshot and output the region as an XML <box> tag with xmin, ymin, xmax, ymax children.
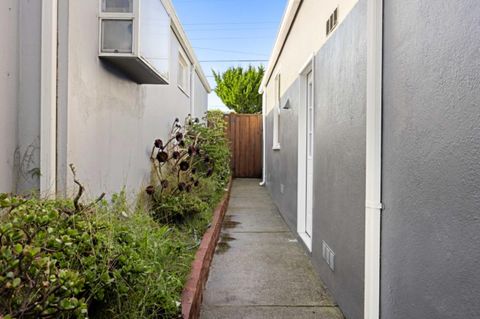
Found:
<box><xmin>40</xmin><ymin>0</ymin><xmax>58</xmax><ymax>197</ymax></box>
<box><xmin>364</xmin><ymin>0</ymin><xmax>383</xmax><ymax>318</ymax></box>
<box><xmin>296</xmin><ymin>53</ymin><xmax>315</xmax><ymax>251</ymax></box>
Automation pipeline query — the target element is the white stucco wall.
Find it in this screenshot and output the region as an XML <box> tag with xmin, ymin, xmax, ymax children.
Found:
<box><xmin>59</xmin><ymin>0</ymin><xmax>209</xmax><ymax>198</ymax></box>
<box><xmin>0</xmin><ymin>0</ymin><xmax>19</xmax><ymax>193</ymax></box>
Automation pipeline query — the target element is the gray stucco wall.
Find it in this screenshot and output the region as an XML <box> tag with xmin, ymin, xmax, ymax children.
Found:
<box><xmin>59</xmin><ymin>0</ymin><xmax>208</xmax><ymax>198</ymax></box>
<box><xmin>0</xmin><ymin>0</ymin><xmax>18</xmax><ymax>193</ymax></box>
<box><xmin>311</xmin><ymin>2</ymin><xmax>366</xmax><ymax>318</ymax></box>
<box><xmin>381</xmin><ymin>1</ymin><xmax>480</xmax><ymax>318</ymax></box>
<box><xmin>265</xmin><ymin>82</ymin><xmax>299</xmax><ymax>231</ymax></box>
<box><xmin>265</xmin><ymin>2</ymin><xmax>366</xmax><ymax>318</ymax></box>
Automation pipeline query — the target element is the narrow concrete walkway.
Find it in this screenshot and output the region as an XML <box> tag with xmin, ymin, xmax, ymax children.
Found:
<box><xmin>200</xmin><ymin>179</ymin><xmax>344</xmax><ymax>319</ymax></box>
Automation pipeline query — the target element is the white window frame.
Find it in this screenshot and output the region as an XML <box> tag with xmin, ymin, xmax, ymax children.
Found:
<box><xmin>272</xmin><ymin>71</ymin><xmax>282</xmax><ymax>150</ymax></box>
<box><xmin>177</xmin><ymin>49</ymin><xmax>190</xmax><ymax>96</ymax></box>
<box><xmin>98</xmin><ymin>0</ymin><xmax>139</xmax><ymax>56</ymax></box>
<box><xmin>98</xmin><ymin>0</ymin><xmax>171</xmax><ymax>84</ymax></box>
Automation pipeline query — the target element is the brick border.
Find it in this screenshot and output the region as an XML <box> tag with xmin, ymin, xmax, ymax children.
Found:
<box><xmin>181</xmin><ymin>178</ymin><xmax>233</xmax><ymax>319</ymax></box>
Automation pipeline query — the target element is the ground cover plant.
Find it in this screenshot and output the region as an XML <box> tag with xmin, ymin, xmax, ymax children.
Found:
<box><xmin>0</xmin><ymin>111</ymin><xmax>231</xmax><ymax>319</ymax></box>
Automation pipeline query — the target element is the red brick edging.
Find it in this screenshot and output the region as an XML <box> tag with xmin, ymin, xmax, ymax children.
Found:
<box><xmin>181</xmin><ymin>178</ymin><xmax>233</xmax><ymax>319</ymax></box>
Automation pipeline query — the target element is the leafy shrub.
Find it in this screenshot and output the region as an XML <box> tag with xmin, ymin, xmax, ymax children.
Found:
<box><xmin>0</xmin><ymin>191</ymin><xmax>207</xmax><ymax>319</ymax></box>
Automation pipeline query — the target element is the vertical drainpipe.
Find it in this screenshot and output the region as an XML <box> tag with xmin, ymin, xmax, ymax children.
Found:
<box><xmin>260</xmin><ymin>91</ymin><xmax>267</xmax><ymax>186</ymax></box>
<box><xmin>364</xmin><ymin>0</ymin><xmax>383</xmax><ymax>317</ymax></box>
<box><xmin>40</xmin><ymin>0</ymin><xmax>58</xmax><ymax>197</ymax></box>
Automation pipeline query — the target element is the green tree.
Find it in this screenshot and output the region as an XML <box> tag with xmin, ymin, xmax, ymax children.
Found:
<box><xmin>213</xmin><ymin>66</ymin><xmax>265</xmax><ymax>114</ymax></box>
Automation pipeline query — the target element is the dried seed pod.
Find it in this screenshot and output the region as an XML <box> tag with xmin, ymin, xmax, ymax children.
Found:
<box><xmin>186</xmin><ymin>184</ymin><xmax>192</xmax><ymax>193</ymax></box>
<box><xmin>156</xmin><ymin>151</ymin><xmax>168</xmax><ymax>163</ymax></box>
<box><xmin>179</xmin><ymin>140</ymin><xmax>186</xmax><ymax>147</ymax></box>
<box><xmin>154</xmin><ymin>139</ymin><xmax>163</xmax><ymax>149</ymax></box>
<box><xmin>179</xmin><ymin>161</ymin><xmax>190</xmax><ymax>171</ymax></box>
<box><xmin>161</xmin><ymin>180</ymin><xmax>169</xmax><ymax>188</ymax></box>
<box><xmin>175</xmin><ymin>132</ymin><xmax>184</xmax><ymax>141</ymax></box>
<box><xmin>172</xmin><ymin>151</ymin><xmax>181</xmax><ymax>160</ymax></box>
<box><xmin>188</xmin><ymin>145</ymin><xmax>195</xmax><ymax>156</ymax></box>
<box><xmin>178</xmin><ymin>182</ymin><xmax>186</xmax><ymax>192</ymax></box>
<box><xmin>145</xmin><ymin>186</ymin><xmax>155</xmax><ymax>195</ymax></box>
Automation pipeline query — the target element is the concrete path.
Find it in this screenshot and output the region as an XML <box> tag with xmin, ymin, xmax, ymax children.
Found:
<box><xmin>200</xmin><ymin>179</ymin><xmax>344</xmax><ymax>319</ymax></box>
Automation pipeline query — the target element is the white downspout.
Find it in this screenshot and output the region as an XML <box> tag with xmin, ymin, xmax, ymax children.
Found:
<box><xmin>260</xmin><ymin>91</ymin><xmax>267</xmax><ymax>186</ymax></box>
<box><xmin>364</xmin><ymin>0</ymin><xmax>383</xmax><ymax>317</ymax></box>
<box><xmin>40</xmin><ymin>0</ymin><xmax>58</xmax><ymax>197</ymax></box>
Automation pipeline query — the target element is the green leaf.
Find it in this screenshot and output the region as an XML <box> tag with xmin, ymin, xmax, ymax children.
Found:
<box><xmin>14</xmin><ymin>244</ymin><xmax>23</xmax><ymax>254</ymax></box>
<box><xmin>12</xmin><ymin>277</ymin><xmax>21</xmax><ymax>288</ymax></box>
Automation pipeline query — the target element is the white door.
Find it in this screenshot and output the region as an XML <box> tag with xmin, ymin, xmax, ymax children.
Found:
<box><xmin>305</xmin><ymin>71</ymin><xmax>314</xmax><ymax>237</ymax></box>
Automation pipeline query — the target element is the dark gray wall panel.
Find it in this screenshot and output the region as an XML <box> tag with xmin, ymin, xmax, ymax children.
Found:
<box><xmin>382</xmin><ymin>1</ymin><xmax>480</xmax><ymax>318</ymax></box>
<box><xmin>265</xmin><ymin>79</ymin><xmax>300</xmax><ymax>232</ymax></box>
<box><xmin>311</xmin><ymin>2</ymin><xmax>367</xmax><ymax>318</ymax></box>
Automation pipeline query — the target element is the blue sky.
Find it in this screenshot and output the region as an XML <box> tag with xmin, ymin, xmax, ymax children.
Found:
<box><xmin>171</xmin><ymin>0</ymin><xmax>288</xmax><ymax>111</ymax></box>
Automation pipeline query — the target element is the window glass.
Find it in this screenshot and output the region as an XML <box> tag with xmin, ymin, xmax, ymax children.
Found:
<box><xmin>101</xmin><ymin>19</ymin><xmax>133</xmax><ymax>53</ymax></box>
<box><xmin>140</xmin><ymin>0</ymin><xmax>170</xmax><ymax>79</ymax></box>
<box><xmin>102</xmin><ymin>0</ymin><xmax>133</xmax><ymax>13</ymax></box>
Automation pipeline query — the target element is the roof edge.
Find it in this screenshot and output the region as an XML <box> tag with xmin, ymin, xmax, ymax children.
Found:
<box><xmin>259</xmin><ymin>0</ymin><xmax>303</xmax><ymax>93</ymax></box>
<box><xmin>162</xmin><ymin>0</ymin><xmax>212</xmax><ymax>93</ymax></box>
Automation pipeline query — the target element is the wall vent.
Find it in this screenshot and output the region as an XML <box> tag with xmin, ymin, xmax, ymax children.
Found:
<box><xmin>326</xmin><ymin>8</ymin><xmax>339</xmax><ymax>36</ymax></box>
<box><xmin>322</xmin><ymin>241</ymin><xmax>335</xmax><ymax>271</ymax></box>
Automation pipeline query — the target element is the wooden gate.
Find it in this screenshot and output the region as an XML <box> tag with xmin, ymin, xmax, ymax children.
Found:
<box><xmin>224</xmin><ymin>113</ymin><xmax>263</xmax><ymax>178</ymax></box>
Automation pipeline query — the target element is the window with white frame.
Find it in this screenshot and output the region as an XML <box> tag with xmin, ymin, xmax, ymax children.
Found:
<box><xmin>99</xmin><ymin>0</ymin><xmax>171</xmax><ymax>84</ymax></box>
<box><xmin>273</xmin><ymin>73</ymin><xmax>281</xmax><ymax>150</ymax></box>
<box><xmin>178</xmin><ymin>51</ymin><xmax>190</xmax><ymax>94</ymax></box>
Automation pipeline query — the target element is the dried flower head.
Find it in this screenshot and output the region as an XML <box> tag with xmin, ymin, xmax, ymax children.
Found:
<box><xmin>145</xmin><ymin>186</ymin><xmax>155</xmax><ymax>195</ymax></box>
<box><xmin>156</xmin><ymin>151</ymin><xmax>168</xmax><ymax>163</ymax></box>
<box><xmin>161</xmin><ymin>180</ymin><xmax>169</xmax><ymax>188</ymax></box>
<box><xmin>178</xmin><ymin>182</ymin><xmax>186</xmax><ymax>192</ymax></box>
<box><xmin>154</xmin><ymin>139</ymin><xmax>163</xmax><ymax>149</ymax></box>
<box><xmin>191</xmin><ymin>168</ymin><xmax>197</xmax><ymax>175</ymax></box>
<box><xmin>188</xmin><ymin>145</ymin><xmax>196</xmax><ymax>156</ymax></box>
<box><xmin>179</xmin><ymin>140</ymin><xmax>186</xmax><ymax>147</ymax></box>
<box><xmin>175</xmin><ymin>132</ymin><xmax>184</xmax><ymax>141</ymax></box>
<box><xmin>186</xmin><ymin>184</ymin><xmax>192</xmax><ymax>193</ymax></box>
<box><xmin>172</xmin><ymin>151</ymin><xmax>181</xmax><ymax>160</ymax></box>
<box><xmin>179</xmin><ymin>161</ymin><xmax>190</xmax><ymax>171</ymax></box>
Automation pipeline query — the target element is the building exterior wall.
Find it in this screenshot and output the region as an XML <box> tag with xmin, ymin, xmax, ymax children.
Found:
<box><xmin>263</xmin><ymin>1</ymin><xmax>366</xmax><ymax>318</ymax></box>
<box><xmin>0</xmin><ymin>0</ymin><xmax>19</xmax><ymax>194</ymax></box>
<box><xmin>193</xmin><ymin>71</ymin><xmax>209</xmax><ymax>119</ymax></box>
<box><xmin>381</xmin><ymin>1</ymin><xmax>480</xmax><ymax>318</ymax></box>
<box><xmin>59</xmin><ymin>0</ymin><xmax>208</xmax><ymax>198</ymax></box>
<box><xmin>0</xmin><ymin>0</ymin><xmax>42</xmax><ymax>194</ymax></box>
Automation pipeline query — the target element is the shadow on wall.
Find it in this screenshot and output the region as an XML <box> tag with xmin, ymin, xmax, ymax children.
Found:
<box><xmin>14</xmin><ymin>138</ymin><xmax>41</xmax><ymax>194</ymax></box>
